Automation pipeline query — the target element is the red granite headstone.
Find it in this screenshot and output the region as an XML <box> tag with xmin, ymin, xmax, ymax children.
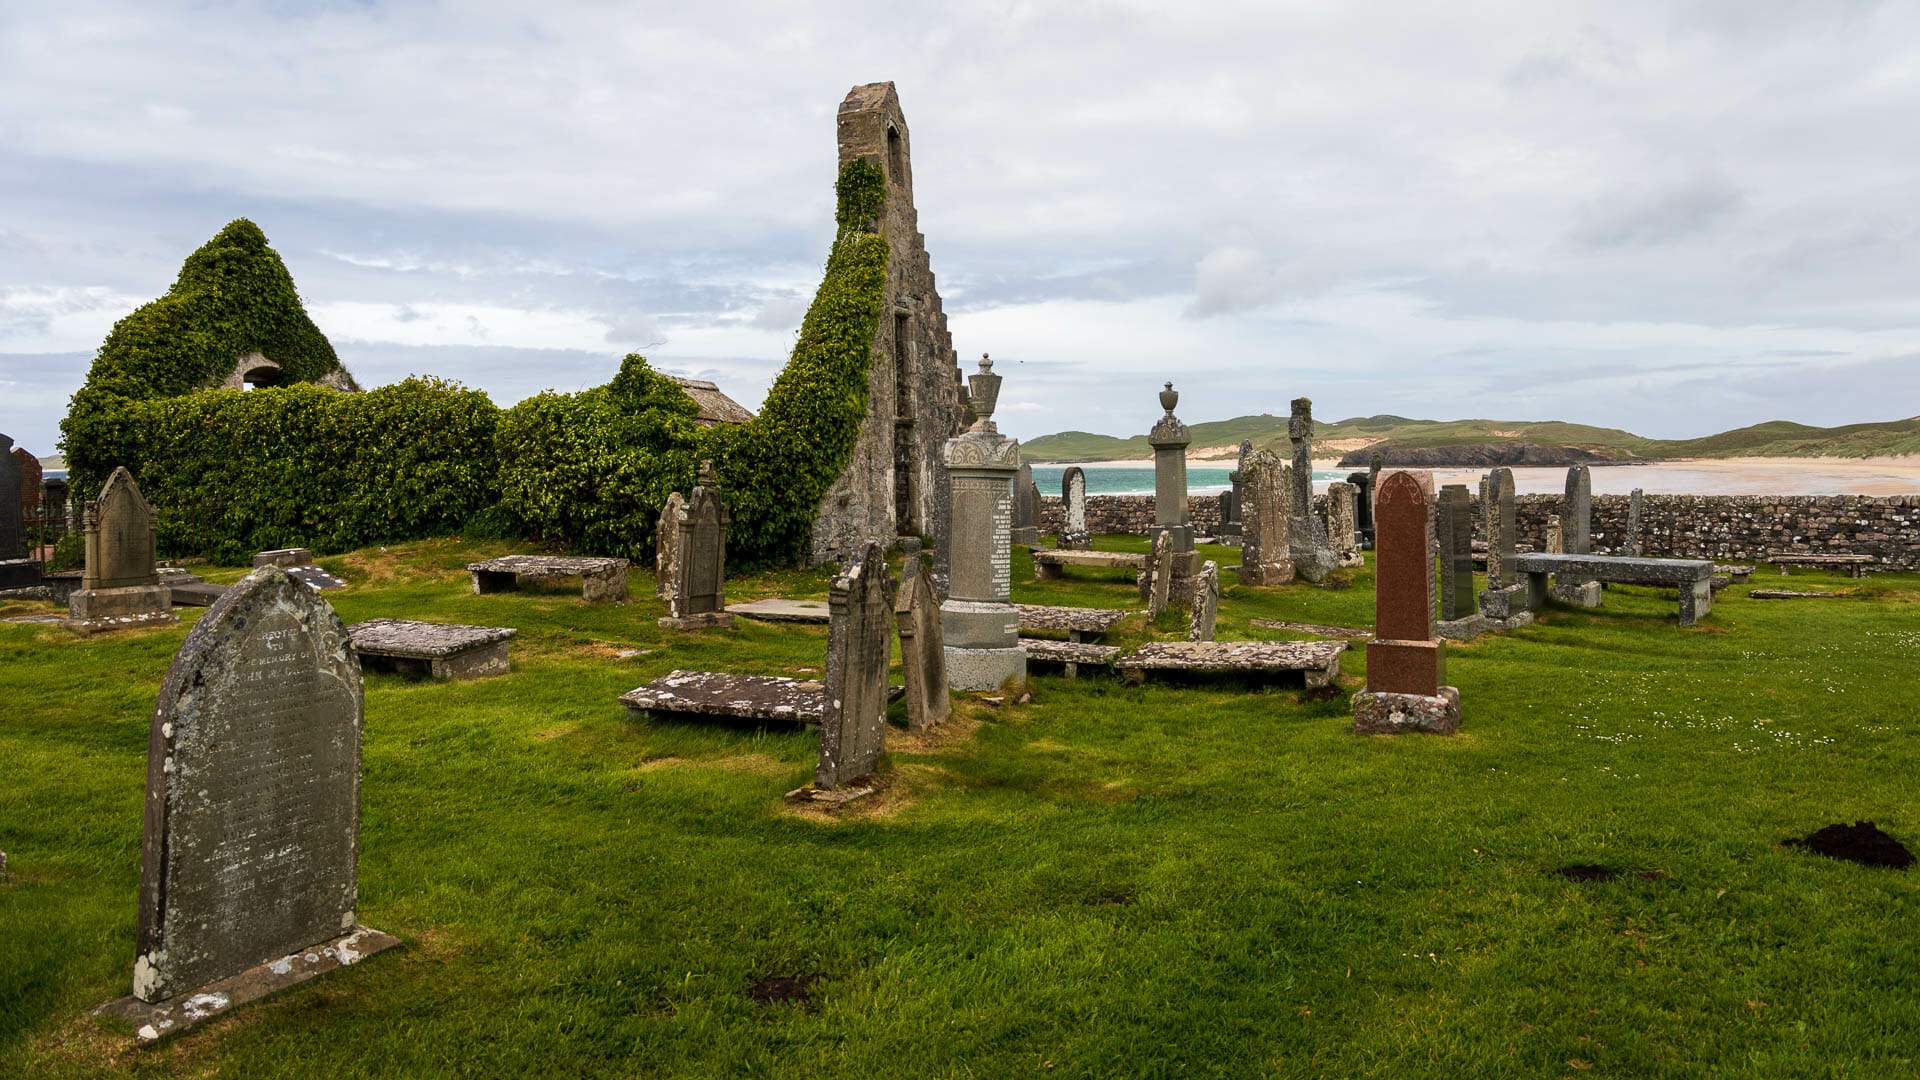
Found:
<box><xmin>1366</xmin><ymin>470</ymin><xmax>1444</xmax><ymax>696</ymax></box>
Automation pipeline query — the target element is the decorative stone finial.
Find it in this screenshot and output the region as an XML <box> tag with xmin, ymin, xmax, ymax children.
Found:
<box><xmin>1160</xmin><ymin>381</ymin><xmax>1179</xmax><ymax>416</ymax></box>
<box><xmin>967</xmin><ymin>353</ymin><xmax>1002</xmax><ymax>432</ymax></box>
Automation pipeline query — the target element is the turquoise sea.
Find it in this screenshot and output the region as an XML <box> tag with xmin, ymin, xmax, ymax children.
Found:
<box><xmin>1029</xmin><ymin>464</ymin><xmax>1350</xmax><ymax>497</ymax></box>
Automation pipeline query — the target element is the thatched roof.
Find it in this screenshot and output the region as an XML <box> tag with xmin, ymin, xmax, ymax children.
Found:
<box><xmin>668</xmin><ymin>375</ymin><xmax>754</xmax><ymax>427</ymax></box>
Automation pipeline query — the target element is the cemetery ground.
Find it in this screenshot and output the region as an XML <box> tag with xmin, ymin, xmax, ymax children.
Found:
<box><xmin>3</xmin><ymin>538</ymin><xmax>1918</xmax><ymax>1077</ymax></box>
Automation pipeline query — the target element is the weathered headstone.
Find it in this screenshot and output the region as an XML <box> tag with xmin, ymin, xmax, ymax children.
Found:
<box><xmin>0</xmin><ymin>432</ymin><xmax>21</xmax><ymax>560</ymax></box>
<box><xmin>66</xmin><ymin>467</ymin><xmax>176</xmax><ymax>634</ymax></box>
<box><xmin>95</xmin><ymin>567</ymin><xmax>396</xmax><ymax>1042</ymax></box>
<box><xmin>1552</xmin><ymin>465</ymin><xmax>1601</xmax><ymax>607</ymax></box>
<box><xmin>1353</xmin><ymin>470</ymin><xmax>1460</xmax><ymax>734</ymax></box>
<box><xmin>1235</xmin><ymin>450</ymin><xmax>1293</xmax><ymax>585</ymax></box>
<box><xmin>1346</xmin><ymin>470</ymin><xmax>1375</xmax><ymax>549</ymax></box>
<box><xmin>1435</xmin><ymin>484</ymin><xmax>1484</xmax><ymax>641</ymax></box>
<box><xmin>1625</xmin><ymin>487</ymin><xmax>1644</xmax><ymax>557</ymax></box>
<box><xmin>1219</xmin><ymin>440</ymin><xmax>1253</xmax><ymax>539</ymax></box>
<box><xmin>1545</xmin><ymin>514</ymin><xmax>1564</xmax><ymax>554</ymax></box>
<box><xmin>1142</xmin><ymin>530</ymin><xmax>1173</xmax><ymax>618</ymax></box>
<box><xmin>940</xmin><ymin>356</ymin><xmax>1027</xmax><ymax>691</ymax></box>
<box><xmin>1147</xmin><ymin>382</ymin><xmax>1200</xmax><ymax>607</ymax></box>
<box><xmin>1009</xmin><ymin>462</ymin><xmax>1040</xmax><ymax>546</ymax></box>
<box><xmin>1058</xmin><ymin>466</ymin><xmax>1090</xmax><ymax>549</ymax></box>
<box><xmin>1187</xmin><ymin>560</ymin><xmax>1219</xmax><ymax>641</ymax></box>
<box><xmin>659</xmin><ymin>464</ymin><xmax>734</xmax><ymax>630</ymax></box>
<box><xmin>13</xmin><ymin>446</ymin><xmax>40</xmax><ymax>530</ymax></box>
<box><xmin>894</xmin><ymin>552</ymin><xmax>949</xmax><ymax>731</ymax></box>
<box><xmin>808</xmin><ymin>542</ymin><xmax>896</xmax><ymax>796</ymax></box>
<box><xmin>1477</xmin><ymin>467</ymin><xmax>1531</xmax><ymax>628</ymax></box>
<box><xmin>655</xmin><ymin>491</ymin><xmax>685</xmax><ymax>600</ymax></box>
<box><xmin>1327</xmin><ymin>481</ymin><xmax>1363</xmax><ymax>567</ymax></box>
<box><xmin>1287</xmin><ymin>398</ymin><xmax>1338</xmax><ymax>582</ymax></box>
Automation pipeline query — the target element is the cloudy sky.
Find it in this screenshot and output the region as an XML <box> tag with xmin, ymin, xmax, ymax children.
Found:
<box><xmin>5</xmin><ymin>0</ymin><xmax>1920</xmax><ymax>457</ymax></box>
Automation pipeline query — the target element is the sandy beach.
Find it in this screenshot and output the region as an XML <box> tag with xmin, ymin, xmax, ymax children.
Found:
<box><xmin>1035</xmin><ymin>456</ymin><xmax>1920</xmax><ymax>496</ymax></box>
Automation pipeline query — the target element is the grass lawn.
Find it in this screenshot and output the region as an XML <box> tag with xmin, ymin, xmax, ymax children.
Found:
<box><xmin>3</xmin><ymin>535</ymin><xmax>1917</xmax><ymax>1077</ymax></box>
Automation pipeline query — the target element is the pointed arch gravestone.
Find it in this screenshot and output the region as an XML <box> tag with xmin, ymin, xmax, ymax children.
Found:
<box><xmin>894</xmin><ymin>552</ymin><xmax>950</xmax><ymax>731</ymax></box>
<box><xmin>655</xmin><ymin>491</ymin><xmax>685</xmax><ymax>600</ymax></box>
<box><xmin>659</xmin><ymin>466</ymin><xmax>734</xmax><ymax>630</ymax></box>
<box><xmin>1476</xmin><ymin>467</ymin><xmax>1532</xmax><ymax>629</ymax></box>
<box><xmin>66</xmin><ymin>467</ymin><xmax>177</xmax><ymax>635</ymax></box>
<box><xmin>1435</xmin><ymin>483</ymin><xmax>1486</xmax><ymax>641</ymax></box>
<box><xmin>1353</xmin><ymin>470</ymin><xmax>1460</xmax><ymax>734</ymax></box>
<box><xmin>790</xmin><ymin>542</ymin><xmax>898</xmax><ymax>804</ymax></box>
<box><xmin>94</xmin><ymin>567</ymin><xmax>396</xmax><ymax>1044</ymax></box>
<box><xmin>1552</xmin><ymin>465</ymin><xmax>1602</xmax><ymax>607</ymax></box>
<box><xmin>1234</xmin><ymin>449</ymin><xmax>1293</xmax><ymax>585</ymax></box>
<box><xmin>1058</xmin><ymin>466</ymin><xmax>1090</xmax><ymax>549</ymax></box>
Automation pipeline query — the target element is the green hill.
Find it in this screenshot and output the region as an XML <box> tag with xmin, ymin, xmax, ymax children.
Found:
<box><xmin>1024</xmin><ymin>413</ymin><xmax>1920</xmax><ymax>462</ymax></box>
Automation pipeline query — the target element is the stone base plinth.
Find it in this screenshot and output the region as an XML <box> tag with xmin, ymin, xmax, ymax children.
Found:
<box><xmin>1364</xmin><ymin>639</ymin><xmax>1446</xmax><ymax>695</ymax></box>
<box><xmin>1550</xmin><ymin>581</ymin><xmax>1603</xmax><ymax>608</ymax></box>
<box><xmin>93</xmin><ymin>926</ymin><xmax>399</xmax><ymax>1046</ymax></box>
<box><xmin>1478</xmin><ymin>582</ymin><xmax>1529</xmax><ymax>619</ymax></box>
<box><xmin>1352</xmin><ymin>686</ymin><xmax>1461</xmax><ymax>735</ymax></box>
<box><xmin>1436</xmin><ymin>614</ymin><xmax>1489</xmax><ymax>642</ymax></box>
<box><xmin>657</xmin><ymin>611</ymin><xmax>734</xmax><ymax>631</ymax></box>
<box><xmin>65</xmin><ymin>584</ymin><xmax>178</xmax><ymax>636</ymax></box>
<box><xmin>1233</xmin><ymin>560</ymin><xmax>1295</xmax><ymax>586</ymax></box>
<box><xmin>1481</xmin><ymin>612</ymin><xmax>1535</xmax><ymax>632</ymax></box>
<box><xmin>944</xmin><ymin>644</ymin><xmax>1027</xmax><ymax>691</ymax></box>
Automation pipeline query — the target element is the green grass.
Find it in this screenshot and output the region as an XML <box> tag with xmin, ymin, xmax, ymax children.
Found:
<box><xmin>4</xmin><ymin>537</ymin><xmax>1918</xmax><ymax>1076</ymax></box>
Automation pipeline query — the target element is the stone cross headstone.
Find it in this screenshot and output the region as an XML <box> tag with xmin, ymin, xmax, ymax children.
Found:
<box><xmin>894</xmin><ymin>552</ymin><xmax>949</xmax><ymax>731</ymax></box>
<box><xmin>66</xmin><ymin>467</ymin><xmax>176</xmax><ymax>634</ymax></box>
<box><xmin>1237</xmin><ymin>450</ymin><xmax>1293</xmax><ymax>585</ymax></box>
<box><xmin>1009</xmin><ymin>461</ymin><xmax>1040</xmax><ymax>546</ymax></box>
<box><xmin>1353</xmin><ymin>470</ymin><xmax>1459</xmax><ymax>734</ymax></box>
<box><xmin>940</xmin><ymin>356</ymin><xmax>1027</xmax><ymax>690</ymax></box>
<box><xmin>1059</xmin><ymin>466</ymin><xmax>1090</xmax><ymax>549</ymax></box>
<box><xmin>1187</xmin><ymin>559</ymin><xmax>1219</xmax><ymax>641</ymax></box>
<box><xmin>1625</xmin><ymin>487</ymin><xmax>1644</xmax><ymax>557</ymax></box>
<box><xmin>1437</xmin><ymin>484</ymin><xmax>1476</xmax><ymax>622</ymax></box>
<box><xmin>0</xmin><ymin>432</ymin><xmax>20</xmax><ymax>559</ymax></box>
<box><xmin>1287</xmin><ymin>398</ymin><xmax>1337</xmax><ymax>582</ymax></box>
<box><xmin>121</xmin><ymin>567</ymin><xmax>394</xmax><ymax>1015</ymax></box>
<box><xmin>659</xmin><ymin>464</ymin><xmax>733</xmax><ymax>630</ymax></box>
<box><xmin>655</xmin><ymin>491</ymin><xmax>685</xmax><ymax>600</ymax></box>
<box><xmin>1141</xmin><ymin>529</ymin><xmax>1173</xmax><ymax>617</ymax></box>
<box><xmin>816</xmin><ymin>541</ymin><xmax>897</xmax><ymax>790</ymax></box>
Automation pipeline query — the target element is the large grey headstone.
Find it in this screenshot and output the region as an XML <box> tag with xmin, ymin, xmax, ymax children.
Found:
<box><xmin>1485</xmin><ymin>467</ymin><xmax>1517</xmax><ymax>588</ymax></box>
<box><xmin>1437</xmin><ymin>484</ymin><xmax>1476</xmax><ymax>621</ymax></box>
<box><xmin>1009</xmin><ymin>462</ymin><xmax>1040</xmax><ymax>545</ymax></box>
<box><xmin>1187</xmin><ymin>560</ymin><xmax>1219</xmax><ymax>641</ymax></box>
<box><xmin>665</xmin><ymin>478</ymin><xmax>730</xmax><ymax>624</ymax></box>
<box><xmin>134</xmin><ymin>567</ymin><xmax>364</xmax><ymax>1003</ymax></box>
<box><xmin>1237</xmin><ymin>450</ymin><xmax>1293</xmax><ymax>585</ymax></box>
<box><xmin>817</xmin><ymin>542</ymin><xmax>897</xmax><ymax>790</ymax></box>
<box><xmin>86</xmin><ymin>466</ymin><xmax>159</xmax><ymax>591</ymax></box>
<box><xmin>0</xmin><ymin>432</ymin><xmax>20</xmax><ymax>559</ymax></box>
<box><xmin>894</xmin><ymin>553</ymin><xmax>949</xmax><ymax>731</ymax></box>
<box><xmin>655</xmin><ymin>491</ymin><xmax>685</xmax><ymax>600</ymax></box>
<box><xmin>1059</xmin><ymin>466</ymin><xmax>1089</xmax><ymax>548</ymax></box>
<box><xmin>1564</xmin><ymin>465</ymin><xmax>1592</xmax><ymax>557</ymax></box>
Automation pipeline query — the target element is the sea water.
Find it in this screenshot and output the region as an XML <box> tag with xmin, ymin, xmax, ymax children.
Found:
<box><xmin>1029</xmin><ymin>464</ymin><xmax>1349</xmax><ymax>497</ymax></box>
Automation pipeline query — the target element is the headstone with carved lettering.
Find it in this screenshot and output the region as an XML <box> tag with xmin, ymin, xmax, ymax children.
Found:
<box><xmin>940</xmin><ymin>356</ymin><xmax>1027</xmax><ymax>691</ymax></box>
<box><xmin>894</xmin><ymin>552</ymin><xmax>949</xmax><ymax>731</ymax></box>
<box><xmin>1218</xmin><ymin>440</ymin><xmax>1253</xmax><ymax>540</ymax></box>
<box><xmin>660</xmin><ymin>464</ymin><xmax>734</xmax><ymax>630</ymax></box>
<box><xmin>1235</xmin><ymin>450</ymin><xmax>1293</xmax><ymax>585</ymax></box>
<box><xmin>93</xmin><ymin>567</ymin><xmax>396</xmax><ymax>1043</ymax></box>
<box><xmin>1058</xmin><ymin>466</ymin><xmax>1090</xmax><ymax>549</ymax></box>
<box><xmin>795</xmin><ymin>542</ymin><xmax>897</xmax><ymax>798</ymax></box>
<box><xmin>1353</xmin><ymin>471</ymin><xmax>1460</xmax><ymax>734</ymax></box>
<box><xmin>66</xmin><ymin>467</ymin><xmax>176</xmax><ymax>635</ymax></box>
<box><xmin>1435</xmin><ymin>484</ymin><xmax>1484</xmax><ymax>641</ymax></box>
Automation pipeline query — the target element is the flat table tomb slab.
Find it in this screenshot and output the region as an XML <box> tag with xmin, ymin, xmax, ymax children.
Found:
<box><xmin>1016</xmin><ymin>604</ymin><xmax>1130</xmax><ymax>642</ymax></box>
<box><xmin>467</xmin><ymin>555</ymin><xmax>630</xmax><ymax>602</ymax></box>
<box><xmin>1031</xmin><ymin>549</ymin><xmax>1148</xmax><ymax>580</ymax></box>
<box><xmin>1118</xmin><ymin>640</ymin><xmax>1345</xmax><ymax>688</ymax></box>
<box><xmin>620</xmin><ymin>670</ymin><xmax>901</xmax><ymax>726</ymax></box>
<box><xmin>1022</xmin><ymin>638</ymin><xmax>1123</xmax><ymax>679</ymax></box>
<box><xmin>725</xmin><ymin>598</ymin><xmax>831</xmax><ymax>624</ymax></box>
<box><xmin>349</xmin><ymin>619</ymin><xmax>517</xmax><ymax>680</ymax></box>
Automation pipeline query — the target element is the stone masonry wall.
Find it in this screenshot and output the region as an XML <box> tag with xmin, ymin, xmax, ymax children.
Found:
<box><xmin>1043</xmin><ymin>493</ymin><xmax>1920</xmax><ymax>570</ymax></box>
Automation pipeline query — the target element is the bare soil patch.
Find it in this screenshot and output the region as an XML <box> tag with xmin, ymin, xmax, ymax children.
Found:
<box><xmin>1785</xmin><ymin>821</ymin><xmax>1914</xmax><ymax>869</ymax></box>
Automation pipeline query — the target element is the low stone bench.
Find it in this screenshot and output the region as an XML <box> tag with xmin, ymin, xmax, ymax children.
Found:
<box><xmin>1017</xmin><ymin>604</ymin><xmax>1130</xmax><ymax>643</ymax></box>
<box><xmin>349</xmin><ymin>619</ymin><xmax>517</xmax><ymax>680</ymax></box>
<box><xmin>1508</xmin><ymin>553</ymin><xmax>1715</xmax><ymax>625</ymax></box>
<box><xmin>1117</xmin><ymin>640</ymin><xmax>1345</xmax><ymax>688</ymax></box>
<box><xmin>725</xmin><ymin>598</ymin><xmax>830</xmax><ymax>624</ymax></box>
<box><xmin>468</xmin><ymin>555</ymin><xmax>629</xmax><ymax>602</ymax></box>
<box><xmin>1022</xmin><ymin>639</ymin><xmax>1123</xmax><ymax>679</ymax></box>
<box><xmin>1032</xmin><ymin>549</ymin><xmax>1147</xmax><ymax>580</ymax></box>
<box><xmin>620</xmin><ymin>669</ymin><xmax>902</xmax><ymax>726</ymax></box>
<box><xmin>1769</xmin><ymin>553</ymin><xmax>1875</xmax><ymax>578</ymax></box>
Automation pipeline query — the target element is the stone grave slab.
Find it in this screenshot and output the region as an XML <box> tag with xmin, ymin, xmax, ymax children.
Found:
<box><xmin>468</xmin><ymin>555</ymin><xmax>629</xmax><ymax>602</ymax></box>
<box><xmin>253</xmin><ymin>548</ymin><xmax>316</xmax><ymax>568</ymax></box>
<box><xmin>1117</xmin><ymin>640</ymin><xmax>1345</xmax><ymax>688</ymax></box>
<box><xmin>1</xmin><ymin>556</ymin><xmax>44</xmax><ymax>592</ymax></box>
<box><xmin>1770</xmin><ymin>553</ymin><xmax>1874</xmax><ymax>578</ymax></box>
<box><xmin>1249</xmin><ymin>618</ymin><xmax>1370</xmax><ymax>639</ymax></box>
<box><xmin>1032</xmin><ymin>548</ymin><xmax>1147</xmax><ymax>579</ymax></box>
<box><xmin>726</xmin><ymin>597</ymin><xmax>831</xmax><ymax>624</ymax></box>
<box><xmin>284</xmin><ymin>565</ymin><xmax>345</xmax><ymax>591</ymax></box>
<box><xmin>349</xmin><ymin>619</ymin><xmax>517</xmax><ymax>680</ymax></box>
<box><xmin>1751</xmin><ymin>589</ymin><xmax>1844</xmax><ymax>600</ymax></box>
<box><xmin>1016</xmin><ymin>603</ymin><xmax>1129</xmax><ymax>643</ymax></box>
<box><xmin>1022</xmin><ymin>638</ymin><xmax>1122</xmax><ymax>679</ymax></box>
<box><xmin>622</xmin><ymin>671</ymin><xmax>831</xmax><ymax>725</ymax></box>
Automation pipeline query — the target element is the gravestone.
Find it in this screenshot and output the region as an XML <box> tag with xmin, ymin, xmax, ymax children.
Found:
<box><xmin>66</xmin><ymin>467</ymin><xmax>177</xmax><ymax>634</ymax></box>
<box><xmin>1140</xmin><ymin>529</ymin><xmax>1173</xmax><ymax>617</ymax></box>
<box><xmin>1476</xmin><ymin>467</ymin><xmax>1530</xmax><ymax>627</ymax></box>
<box><xmin>1347</xmin><ymin>470</ymin><xmax>1375</xmax><ymax>549</ymax></box>
<box><xmin>1546</xmin><ymin>514</ymin><xmax>1564</xmax><ymax>554</ymax></box>
<box><xmin>1353</xmin><ymin>470</ymin><xmax>1460</xmax><ymax>734</ymax></box>
<box><xmin>940</xmin><ymin>356</ymin><xmax>1027</xmax><ymax>690</ymax></box>
<box><xmin>1147</xmin><ymin>382</ymin><xmax>1200</xmax><ymax>608</ymax></box>
<box><xmin>659</xmin><ymin>464</ymin><xmax>734</xmax><ymax>630</ymax></box>
<box><xmin>1327</xmin><ymin>481</ymin><xmax>1363</xmax><ymax>567</ymax></box>
<box><xmin>1009</xmin><ymin>462</ymin><xmax>1040</xmax><ymax>546</ymax></box>
<box><xmin>805</xmin><ymin>542</ymin><xmax>896</xmax><ymax>797</ymax></box>
<box><xmin>1625</xmin><ymin>487</ymin><xmax>1644</xmax><ymax>557</ymax></box>
<box><xmin>1235</xmin><ymin>450</ymin><xmax>1294</xmax><ymax>585</ymax></box>
<box><xmin>894</xmin><ymin>552</ymin><xmax>949</xmax><ymax>731</ymax></box>
<box><xmin>655</xmin><ymin>491</ymin><xmax>685</xmax><ymax>600</ymax></box>
<box><xmin>1218</xmin><ymin>440</ymin><xmax>1253</xmax><ymax>539</ymax></box>
<box><xmin>0</xmin><ymin>432</ymin><xmax>20</xmax><ymax>559</ymax></box>
<box><xmin>95</xmin><ymin>567</ymin><xmax>396</xmax><ymax>1042</ymax></box>
<box><xmin>1287</xmin><ymin>398</ymin><xmax>1338</xmax><ymax>582</ymax></box>
<box><xmin>1058</xmin><ymin>466</ymin><xmax>1090</xmax><ymax>549</ymax></box>
<box><xmin>1435</xmin><ymin>484</ymin><xmax>1484</xmax><ymax>640</ymax></box>
<box><xmin>1187</xmin><ymin>560</ymin><xmax>1219</xmax><ymax>642</ymax></box>
<box><xmin>1552</xmin><ymin>465</ymin><xmax>1601</xmax><ymax>607</ymax></box>
<box><xmin>14</xmin><ymin>446</ymin><xmax>41</xmax><ymax>529</ymax></box>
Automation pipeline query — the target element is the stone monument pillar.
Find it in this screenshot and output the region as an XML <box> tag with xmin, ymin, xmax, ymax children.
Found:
<box><xmin>1435</xmin><ymin>483</ymin><xmax>1484</xmax><ymax>641</ymax></box>
<box><xmin>1553</xmin><ymin>464</ymin><xmax>1601</xmax><ymax>607</ymax></box>
<box><xmin>1287</xmin><ymin>398</ymin><xmax>1338</xmax><ymax>582</ymax></box>
<box><xmin>1353</xmin><ymin>470</ymin><xmax>1461</xmax><ymax>735</ymax></box>
<box><xmin>1147</xmin><ymin>382</ymin><xmax>1201</xmax><ymax>608</ymax></box>
<box><xmin>1625</xmin><ymin>487</ymin><xmax>1644</xmax><ymax>557</ymax></box>
<box><xmin>66</xmin><ymin>467</ymin><xmax>177</xmax><ymax>635</ymax></box>
<box><xmin>940</xmin><ymin>355</ymin><xmax>1027</xmax><ymax>691</ymax></box>
<box><xmin>1476</xmin><ymin>467</ymin><xmax>1532</xmax><ymax>629</ymax></box>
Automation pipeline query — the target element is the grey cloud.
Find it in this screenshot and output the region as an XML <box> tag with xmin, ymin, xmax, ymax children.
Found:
<box><xmin>1569</xmin><ymin>176</ymin><xmax>1744</xmax><ymax>251</ymax></box>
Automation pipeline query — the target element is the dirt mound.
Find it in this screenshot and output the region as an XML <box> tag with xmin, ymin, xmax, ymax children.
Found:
<box><xmin>1785</xmin><ymin>821</ymin><xmax>1914</xmax><ymax>869</ymax></box>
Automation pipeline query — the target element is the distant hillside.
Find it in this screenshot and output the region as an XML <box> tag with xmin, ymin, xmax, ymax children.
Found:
<box><xmin>1024</xmin><ymin>413</ymin><xmax>1920</xmax><ymax>464</ymax></box>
